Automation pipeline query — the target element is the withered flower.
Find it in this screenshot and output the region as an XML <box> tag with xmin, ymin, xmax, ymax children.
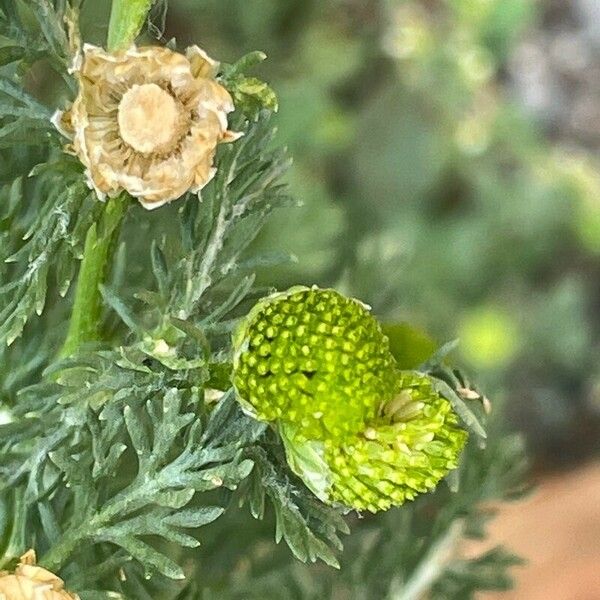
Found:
<box><xmin>56</xmin><ymin>44</ymin><xmax>239</xmax><ymax>209</ymax></box>
<box><xmin>0</xmin><ymin>550</ymin><xmax>80</xmax><ymax>600</ymax></box>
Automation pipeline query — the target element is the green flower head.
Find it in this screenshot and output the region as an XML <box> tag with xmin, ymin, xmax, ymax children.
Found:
<box><xmin>233</xmin><ymin>287</ymin><xmax>468</xmax><ymax>512</ymax></box>
<box><xmin>233</xmin><ymin>286</ymin><xmax>397</xmax><ymax>441</ymax></box>
<box><xmin>281</xmin><ymin>372</ymin><xmax>467</xmax><ymax>512</ymax></box>
<box><xmin>328</xmin><ymin>372</ymin><xmax>467</xmax><ymax>511</ymax></box>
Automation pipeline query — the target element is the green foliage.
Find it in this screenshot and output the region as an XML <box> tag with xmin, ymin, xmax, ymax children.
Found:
<box><xmin>0</xmin><ymin>165</ymin><xmax>101</xmax><ymax>346</ymax></box>
<box><xmin>0</xmin><ymin>0</ymin><xmax>97</xmax><ymax>347</ymax></box>
<box><xmin>432</xmin><ymin>547</ymin><xmax>525</xmax><ymax>599</ymax></box>
<box><xmin>220</xmin><ymin>52</ymin><xmax>279</xmax><ymax>116</ymax></box>
<box><xmin>0</xmin><ymin>0</ymin><xmax>72</xmax><ymax>75</ymax></box>
<box><xmin>242</xmin><ymin>444</ymin><xmax>349</xmax><ymax>568</ymax></box>
<box><xmin>107</xmin><ymin>0</ymin><xmax>154</xmax><ymax>51</ymax></box>
<box><xmin>40</xmin><ymin>389</ymin><xmax>254</xmax><ymax>582</ymax></box>
<box><xmin>0</xmin><ymin>1</ymin><xmax>535</xmax><ymax>599</ymax></box>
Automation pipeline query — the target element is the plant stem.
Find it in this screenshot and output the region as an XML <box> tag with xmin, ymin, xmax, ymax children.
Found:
<box><xmin>388</xmin><ymin>521</ymin><xmax>464</xmax><ymax>600</ymax></box>
<box><xmin>60</xmin><ymin>0</ymin><xmax>155</xmax><ymax>357</ymax></box>
<box><xmin>59</xmin><ymin>194</ymin><xmax>128</xmax><ymax>357</ymax></box>
<box><xmin>0</xmin><ymin>488</ymin><xmax>26</xmax><ymax>570</ymax></box>
<box><xmin>108</xmin><ymin>0</ymin><xmax>154</xmax><ymax>52</ymax></box>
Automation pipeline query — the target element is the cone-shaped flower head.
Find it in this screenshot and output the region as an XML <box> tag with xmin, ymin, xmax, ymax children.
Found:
<box><xmin>0</xmin><ymin>551</ymin><xmax>79</xmax><ymax>599</ymax></box>
<box><xmin>56</xmin><ymin>44</ymin><xmax>239</xmax><ymax>209</ymax></box>
<box><xmin>281</xmin><ymin>371</ymin><xmax>467</xmax><ymax>512</ymax></box>
<box><xmin>233</xmin><ymin>287</ymin><xmax>397</xmax><ymax>441</ymax></box>
<box><xmin>327</xmin><ymin>371</ymin><xmax>467</xmax><ymax>511</ymax></box>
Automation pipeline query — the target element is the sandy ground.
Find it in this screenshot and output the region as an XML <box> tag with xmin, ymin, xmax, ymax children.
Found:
<box><xmin>467</xmin><ymin>461</ymin><xmax>600</xmax><ymax>600</ymax></box>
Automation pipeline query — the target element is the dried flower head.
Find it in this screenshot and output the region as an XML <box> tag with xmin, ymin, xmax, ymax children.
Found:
<box><xmin>0</xmin><ymin>550</ymin><xmax>80</xmax><ymax>600</ymax></box>
<box><xmin>56</xmin><ymin>44</ymin><xmax>239</xmax><ymax>209</ymax></box>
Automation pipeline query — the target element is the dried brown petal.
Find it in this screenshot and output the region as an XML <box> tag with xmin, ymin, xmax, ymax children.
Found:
<box><xmin>57</xmin><ymin>44</ymin><xmax>239</xmax><ymax>209</ymax></box>
<box><xmin>0</xmin><ymin>551</ymin><xmax>79</xmax><ymax>600</ymax></box>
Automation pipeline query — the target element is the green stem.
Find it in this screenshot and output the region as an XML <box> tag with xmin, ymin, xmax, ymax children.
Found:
<box><xmin>60</xmin><ymin>194</ymin><xmax>128</xmax><ymax>357</ymax></box>
<box><xmin>0</xmin><ymin>488</ymin><xmax>26</xmax><ymax>570</ymax></box>
<box><xmin>60</xmin><ymin>0</ymin><xmax>155</xmax><ymax>357</ymax></box>
<box><xmin>108</xmin><ymin>0</ymin><xmax>154</xmax><ymax>51</ymax></box>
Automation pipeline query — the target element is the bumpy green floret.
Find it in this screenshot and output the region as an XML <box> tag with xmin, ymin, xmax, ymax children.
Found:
<box><xmin>232</xmin><ymin>286</ymin><xmax>397</xmax><ymax>441</ymax></box>
<box><xmin>325</xmin><ymin>372</ymin><xmax>467</xmax><ymax>512</ymax></box>
<box><xmin>281</xmin><ymin>372</ymin><xmax>468</xmax><ymax>513</ymax></box>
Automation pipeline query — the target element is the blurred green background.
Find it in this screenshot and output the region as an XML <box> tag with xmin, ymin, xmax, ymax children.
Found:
<box><xmin>77</xmin><ymin>0</ymin><xmax>599</xmax><ymax>470</ymax></box>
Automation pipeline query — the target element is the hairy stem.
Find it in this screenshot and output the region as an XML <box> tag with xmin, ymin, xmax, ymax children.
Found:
<box><xmin>60</xmin><ymin>0</ymin><xmax>154</xmax><ymax>356</ymax></box>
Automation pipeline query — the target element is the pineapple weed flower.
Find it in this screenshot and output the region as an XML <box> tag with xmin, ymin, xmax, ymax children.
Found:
<box><xmin>233</xmin><ymin>287</ymin><xmax>468</xmax><ymax>513</ymax></box>
<box><xmin>0</xmin><ymin>551</ymin><xmax>79</xmax><ymax>600</ymax></box>
<box><xmin>55</xmin><ymin>44</ymin><xmax>240</xmax><ymax>209</ymax></box>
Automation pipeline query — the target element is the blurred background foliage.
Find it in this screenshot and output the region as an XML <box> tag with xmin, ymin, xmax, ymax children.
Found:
<box><xmin>8</xmin><ymin>0</ymin><xmax>600</xmax><ymax>468</ymax></box>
